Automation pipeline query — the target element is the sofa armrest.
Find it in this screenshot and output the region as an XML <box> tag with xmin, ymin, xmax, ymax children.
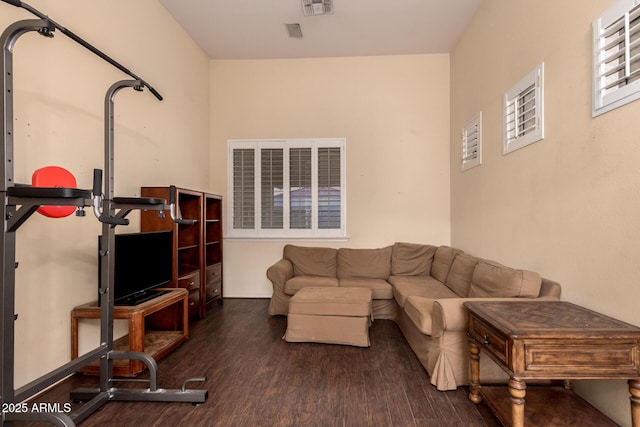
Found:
<box><xmin>266</xmin><ymin>259</ymin><xmax>294</xmax><ymax>294</ymax></box>
<box><xmin>431</xmin><ymin>295</ymin><xmax>559</xmax><ymax>337</ymax></box>
<box><xmin>539</xmin><ymin>277</ymin><xmax>562</xmax><ymax>298</ymax></box>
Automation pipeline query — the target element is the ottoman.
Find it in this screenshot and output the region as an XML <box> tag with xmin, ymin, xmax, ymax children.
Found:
<box><xmin>284</xmin><ymin>287</ymin><xmax>373</xmax><ymax>347</ymax></box>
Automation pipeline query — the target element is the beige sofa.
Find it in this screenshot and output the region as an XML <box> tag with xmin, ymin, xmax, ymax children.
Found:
<box><xmin>266</xmin><ymin>243</ymin><xmax>561</xmax><ymax>390</ymax></box>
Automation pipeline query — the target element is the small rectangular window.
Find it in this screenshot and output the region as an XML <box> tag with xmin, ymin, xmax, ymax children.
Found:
<box><xmin>461</xmin><ymin>112</ymin><xmax>482</xmax><ymax>171</ymax></box>
<box><xmin>503</xmin><ymin>63</ymin><xmax>544</xmax><ymax>154</ymax></box>
<box><xmin>593</xmin><ymin>0</ymin><xmax>640</xmax><ymax>116</ymax></box>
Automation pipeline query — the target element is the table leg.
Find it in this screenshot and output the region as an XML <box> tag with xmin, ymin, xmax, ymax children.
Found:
<box><xmin>129</xmin><ymin>312</ymin><xmax>144</xmax><ymax>374</ymax></box>
<box><xmin>70</xmin><ymin>314</ymin><xmax>79</xmax><ymax>359</ymax></box>
<box><xmin>468</xmin><ymin>340</ymin><xmax>482</xmax><ymax>404</ymax></box>
<box><xmin>509</xmin><ymin>378</ymin><xmax>526</xmax><ymax>427</ymax></box>
<box><xmin>182</xmin><ymin>293</ymin><xmax>189</xmax><ymax>339</ymax></box>
<box><xmin>629</xmin><ymin>379</ymin><xmax>640</xmax><ymax>427</ymax></box>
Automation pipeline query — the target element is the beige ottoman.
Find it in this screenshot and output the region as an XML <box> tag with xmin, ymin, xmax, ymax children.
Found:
<box><xmin>284</xmin><ymin>287</ymin><xmax>373</xmax><ymax>347</ymax></box>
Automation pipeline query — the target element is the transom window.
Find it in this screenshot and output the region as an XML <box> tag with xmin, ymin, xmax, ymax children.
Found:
<box><xmin>593</xmin><ymin>0</ymin><xmax>640</xmax><ymax>116</ymax></box>
<box><xmin>461</xmin><ymin>112</ymin><xmax>482</xmax><ymax>171</ymax></box>
<box><xmin>503</xmin><ymin>63</ymin><xmax>544</xmax><ymax>154</ymax></box>
<box><xmin>228</xmin><ymin>138</ymin><xmax>346</xmax><ymax>239</ymax></box>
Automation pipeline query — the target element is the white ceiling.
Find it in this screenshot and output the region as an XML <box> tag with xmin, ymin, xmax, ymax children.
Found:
<box><xmin>159</xmin><ymin>0</ymin><xmax>482</xmax><ymax>59</ymax></box>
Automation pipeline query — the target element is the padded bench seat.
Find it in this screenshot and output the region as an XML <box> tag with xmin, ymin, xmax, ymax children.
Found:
<box><xmin>284</xmin><ymin>287</ymin><xmax>373</xmax><ymax>347</ymax></box>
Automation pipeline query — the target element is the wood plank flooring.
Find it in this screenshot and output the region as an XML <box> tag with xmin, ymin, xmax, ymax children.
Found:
<box><xmin>22</xmin><ymin>298</ymin><xmax>501</xmax><ymax>426</ymax></box>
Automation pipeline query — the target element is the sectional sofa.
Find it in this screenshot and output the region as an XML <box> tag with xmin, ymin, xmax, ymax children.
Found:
<box><xmin>266</xmin><ymin>243</ymin><xmax>562</xmax><ymax>390</ymax></box>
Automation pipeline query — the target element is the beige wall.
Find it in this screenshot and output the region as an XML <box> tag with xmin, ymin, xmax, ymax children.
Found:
<box><xmin>209</xmin><ymin>55</ymin><xmax>451</xmax><ymax>297</ymax></box>
<box><xmin>1</xmin><ymin>0</ymin><xmax>210</xmax><ymax>388</ymax></box>
<box><xmin>450</xmin><ymin>0</ymin><xmax>639</xmax><ymax>425</ymax></box>
<box><xmin>9</xmin><ymin>0</ymin><xmax>633</xmax><ymax>422</ymax></box>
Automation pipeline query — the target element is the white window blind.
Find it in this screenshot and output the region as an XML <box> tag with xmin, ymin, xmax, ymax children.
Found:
<box><xmin>318</xmin><ymin>147</ymin><xmax>342</xmax><ymax>229</ymax></box>
<box><xmin>503</xmin><ymin>63</ymin><xmax>544</xmax><ymax>154</ymax></box>
<box><xmin>461</xmin><ymin>112</ymin><xmax>482</xmax><ymax>171</ymax></box>
<box><xmin>289</xmin><ymin>147</ymin><xmax>312</xmax><ymax>229</ymax></box>
<box><xmin>228</xmin><ymin>138</ymin><xmax>346</xmax><ymax>239</ymax></box>
<box><xmin>593</xmin><ymin>0</ymin><xmax>640</xmax><ymax>116</ymax></box>
<box><xmin>232</xmin><ymin>148</ymin><xmax>255</xmax><ymax>229</ymax></box>
<box><xmin>260</xmin><ymin>148</ymin><xmax>283</xmax><ymax>229</ymax></box>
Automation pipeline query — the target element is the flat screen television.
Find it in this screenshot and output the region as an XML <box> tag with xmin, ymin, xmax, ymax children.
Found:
<box><xmin>99</xmin><ymin>230</ymin><xmax>173</xmax><ymax>305</ymax></box>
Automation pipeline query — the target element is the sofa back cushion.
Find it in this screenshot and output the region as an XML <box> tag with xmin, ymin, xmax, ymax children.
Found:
<box><xmin>337</xmin><ymin>246</ymin><xmax>393</xmax><ymax>279</ymax></box>
<box><xmin>444</xmin><ymin>253</ymin><xmax>479</xmax><ymax>297</ymax></box>
<box><xmin>284</xmin><ymin>245</ymin><xmax>338</xmax><ymax>278</ymax></box>
<box><xmin>468</xmin><ymin>259</ymin><xmax>542</xmax><ymax>298</ymax></box>
<box><xmin>431</xmin><ymin>246</ymin><xmax>464</xmax><ymax>283</ymax></box>
<box><xmin>390</xmin><ymin>242</ymin><xmax>437</xmax><ymax>276</ymax></box>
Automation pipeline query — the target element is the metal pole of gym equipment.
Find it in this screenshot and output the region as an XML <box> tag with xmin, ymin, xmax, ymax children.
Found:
<box><xmin>1</xmin><ymin>6</ymin><xmax>207</xmax><ymax>425</ymax></box>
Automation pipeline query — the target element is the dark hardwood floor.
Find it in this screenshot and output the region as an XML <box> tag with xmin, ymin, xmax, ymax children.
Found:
<box><xmin>23</xmin><ymin>299</ymin><xmax>501</xmax><ymax>426</ymax></box>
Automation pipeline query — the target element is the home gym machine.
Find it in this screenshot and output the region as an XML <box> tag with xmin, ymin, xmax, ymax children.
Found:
<box><xmin>1</xmin><ymin>1</ymin><xmax>207</xmax><ymax>425</ymax></box>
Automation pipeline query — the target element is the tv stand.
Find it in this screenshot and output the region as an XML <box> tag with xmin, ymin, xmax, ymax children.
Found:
<box><xmin>71</xmin><ymin>288</ymin><xmax>188</xmax><ymax>377</ymax></box>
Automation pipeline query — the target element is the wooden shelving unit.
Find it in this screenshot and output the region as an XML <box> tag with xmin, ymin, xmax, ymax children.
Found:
<box><xmin>140</xmin><ymin>187</ymin><xmax>223</xmax><ymax>320</ymax></box>
<box><xmin>204</xmin><ymin>193</ymin><xmax>223</xmax><ymax>306</ymax></box>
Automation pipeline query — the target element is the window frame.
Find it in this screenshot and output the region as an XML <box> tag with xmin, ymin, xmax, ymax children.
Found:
<box><xmin>592</xmin><ymin>0</ymin><xmax>640</xmax><ymax>117</ymax></box>
<box><xmin>461</xmin><ymin>112</ymin><xmax>482</xmax><ymax>171</ymax></box>
<box><xmin>503</xmin><ymin>63</ymin><xmax>544</xmax><ymax>155</ymax></box>
<box><xmin>227</xmin><ymin>138</ymin><xmax>347</xmax><ymax>240</ymax></box>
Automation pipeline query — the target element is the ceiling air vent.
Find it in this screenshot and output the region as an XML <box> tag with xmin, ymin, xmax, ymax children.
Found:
<box><xmin>286</xmin><ymin>23</ymin><xmax>303</xmax><ymax>38</ymax></box>
<box><xmin>301</xmin><ymin>0</ymin><xmax>333</xmax><ymax>16</ymax></box>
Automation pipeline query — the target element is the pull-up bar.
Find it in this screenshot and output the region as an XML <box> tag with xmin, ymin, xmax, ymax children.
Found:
<box><xmin>1</xmin><ymin>0</ymin><xmax>163</xmax><ymax>101</ymax></box>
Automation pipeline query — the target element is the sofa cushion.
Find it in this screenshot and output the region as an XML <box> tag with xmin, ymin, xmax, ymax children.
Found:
<box><xmin>403</xmin><ymin>296</ymin><xmax>436</xmax><ymax>335</ymax></box>
<box><xmin>337</xmin><ymin>246</ymin><xmax>392</xmax><ymax>279</ymax></box>
<box><xmin>391</xmin><ymin>242</ymin><xmax>437</xmax><ymax>276</ymax></box>
<box><xmin>389</xmin><ymin>275</ymin><xmax>458</xmax><ymax>308</ymax></box>
<box><xmin>284</xmin><ymin>245</ymin><xmax>337</xmax><ymax>278</ymax></box>
<box><xmin>339</xmin><ymin>278</ymin><xmax>393</xmax><ymax>300</ymax></box>
<box><xmin>284</xmin><ymin>275</ymin><xmax>339</xmax><ymax>295</ymax></box>
<box><xmin>468</xmin><ymin>259</ymin><xmax>542</xmax><ymax>298</ymax></box>
<box><xmin>445</xmin><ymin>253</ymin><xmax>479</xmax><ymax>297</ymax></box>
<box><xmin>431</xmin><ymin>246</ymin><xmax>464</xmax><ymax>283</ymax></box>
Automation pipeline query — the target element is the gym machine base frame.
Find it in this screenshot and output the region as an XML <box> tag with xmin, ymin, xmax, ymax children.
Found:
<box><xmin>1</xmin><ymin>6</ymin><xmax>208</xmax><ymax>426</ymax></box>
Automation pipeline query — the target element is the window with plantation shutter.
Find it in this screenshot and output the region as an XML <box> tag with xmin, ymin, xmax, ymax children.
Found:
<box><xmin>593</xmin><ymin>1</ymin><xmax>640</xmax><ymax>117</ymax></box>
<box><xmin>461</xmin><ymin>112</ymin><xmax>482</xmax><ymax>171</ymax></box>
<box><xmin>503</xmin><ymin>63</ymin><xmax>544</xmax><ymax>155</ymax></box>
<box><xmin>228</xmin><ymin>138</ymin><xmax>346</xmax><ymax>239</ymax></box>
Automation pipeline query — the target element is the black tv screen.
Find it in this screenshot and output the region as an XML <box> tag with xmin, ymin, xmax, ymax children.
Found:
<box><xmin>99</xmin><ymin>230</ymin><xmax>173</xmax><ymax>305</ymax></box>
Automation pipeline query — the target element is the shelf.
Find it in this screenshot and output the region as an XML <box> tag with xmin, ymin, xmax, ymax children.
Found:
<box><xmin>481</xmin><ymin>386</ymin><xmax>618</xmax><ymax>427</ymax></box>
<box><xmin>177</xmin><ymin>224</ymin><xmax>200</xmax><ymax>248</ymax></box>
<box><xmin>177</xmin><ymin>266</ymin><xmax>200</xmax><ymax>278</ymax></box>
<box><xmin>78</xmin><ymin>331</ymin><xmax>185</xmax><ymax>377</ymax></box>
<box><xmin>178</xmin><ymin>244</ymin><xmax>200</xmax><ymax>251</ymax></box>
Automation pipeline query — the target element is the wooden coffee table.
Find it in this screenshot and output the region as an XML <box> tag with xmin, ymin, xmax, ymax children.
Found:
<box><xmin>464</xmin><ymin>301</ymin><xmax>640</xmax><ymax>427</ymax></box>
